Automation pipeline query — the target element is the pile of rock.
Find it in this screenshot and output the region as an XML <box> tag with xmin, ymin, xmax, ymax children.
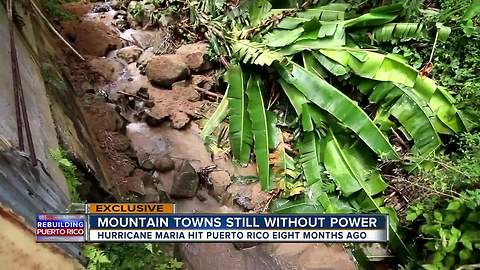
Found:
<box><xmin>144</xmin><ymin>42</ymin><xmax>211</xmax><ymax>88</ymax></box>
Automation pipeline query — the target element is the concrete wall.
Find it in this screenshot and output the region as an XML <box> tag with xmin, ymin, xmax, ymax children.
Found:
<box><xmin>0</xmin><ymin>2</ymin><xmax>68</xmax><ymax>193</ymax></box>
<box><xmin>0</xmin><ymin>1</ymin><xmax>107</xmax><ymax>267</ymax></box>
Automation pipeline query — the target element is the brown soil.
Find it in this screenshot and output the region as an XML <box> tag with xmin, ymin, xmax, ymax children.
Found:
<box><xmin>62</xmin><ymin>2</ymin><xmax>93</xmax><ymax>18</ymax></box>
<box><xmin>60</xmin><ymin>20</ymin><xmax>122</xmax><ymax>57</ymax></box>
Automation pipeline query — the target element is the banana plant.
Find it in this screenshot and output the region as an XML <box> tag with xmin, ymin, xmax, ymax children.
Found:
<box><xmin>200</xmin><ymin>0</ymin><xmax>466</xmax><ymax>264</ymax></box>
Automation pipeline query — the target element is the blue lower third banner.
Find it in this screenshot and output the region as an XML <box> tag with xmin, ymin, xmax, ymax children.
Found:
<box><xmin>88</xmin><ymin>214</ymin><xmax>388</xmax><ymax>242</ymax></box>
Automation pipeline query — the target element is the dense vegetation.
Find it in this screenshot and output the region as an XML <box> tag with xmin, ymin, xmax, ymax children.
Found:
<box><xmin>198</xmin><ymin>0</ymin><xmax>480</xmax><ymax>268</ymax></box>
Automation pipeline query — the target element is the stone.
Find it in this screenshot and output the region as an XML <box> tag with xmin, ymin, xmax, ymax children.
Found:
<box><xmin>88</xmin><ymin>58</ymin><xmax>124</xmax><ymax>83</ymax></box>
<box><xmin>170</xmin><ymin>161</ymin><xmax>199</xmax><ymax>198</ymax></box>
<box><xmin>176</xmin><ymin>42</ymin><xmax>211</xmax><ymax>72</ymax></box>
<box><xmin>137</xmin><ymin>47</ymin><xmax>155</xmax><ymax>66</ymax></box>
<box><xmin>208</xmin><ymin>171</ymin><xmax>232</xmax><ymax>199</ymax></box>
<box><xmin>140</xmin><ymin>159</ymin><xmax>154</xmax><ymax>170</ymax></box>
<box><xmin>144</xmin><ymin>112</ymin><xmax>168</xmax><ymax>127</ymax></box>
<box><xmin>136</xmin><ymin>87</ymin><xmax>149</xmax><ymax>99</ymax></box>
<box><xmin>170</xmin><ymin>111</ymin><xmax>190</xmax><ymax>129</ymax></box>
<box><xmin>116</xmin><ymin>46</ymin><xmax>143</xmax><ymax>63</ymax></box>
<box><xmin>144</xmin><ymin>100</ymin><xmax>155</xmax><ymax>108</ymax></box>
<box><xmin>122</xmin><ymin>169</ymin><xmax>146</xmax><ymax>195</ymax></box>
<box><xmin>154</xmin><ymin>156</ymin><xmax>175</xmax><ymax>172</ymax></box>
<box><xmin>92</xmin><ymin>3</ymin><xmax>111</xmax><ymax>13</ymax></box>
<box><xmin>146</xmin><ymin>55</ymin><xmax>190</xmax><ymax>88</ymax></box>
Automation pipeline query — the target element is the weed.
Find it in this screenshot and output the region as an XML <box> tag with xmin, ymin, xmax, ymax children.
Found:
<box><xmin>84</xmin><ymin>244</ymin><xmax>183</xmax><ymax>270</ymax></box>
<box><xmin>49</xmin><ymin>148</ymin><xmax>82</xmax><ymax>203</ymax></box>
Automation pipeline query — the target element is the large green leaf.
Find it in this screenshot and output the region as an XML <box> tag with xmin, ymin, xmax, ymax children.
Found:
<box><xmin>323</xmin><ymin>131</ymin><xmax>388</xmax><ymax>197</ymax></box>
<box><xmin>201</xmin><ymin>88</ymin><xmax>229</xmax><ymax>139</ymax></box>
<box><xmin>372</xmin><ymin>23</ymin><xmax>426</xmax><ymax>42</ymax></box>
<box><xmin>361</xmin><ymin>81</ymin><xmax>442</xmax><ymax>156</ymax></box>
<box><xmin>323</xmin><ymin>130</ymin><xmax>413</xmax><ymax>260</ymax></box>
<box><xmin>270</xmin><ymin>197</ymin><xmax>323</xmax><ymax>213</ymax></box>
<box><xmin>278</xmin><ymin>78</ymin><xmax>308</xmax><ymax>115</ymax></box>
<box><xmin>246</xmin><ymin>74</ymin><xmax>273</xmax><ymax>190</ymax></box>
<box><xmin>264</xmin><ymin>27</ymin><xmax>304</xmax><ymax>47</ymax></box>
<box><xmin>389</xmin><ymin>85</ymin><xmax>442</xmax><ymax>156</ymax></box>
<box><xmin>299</xmin><ymin>131</ymin><xmax>323</xmax><ymax>186</ymax></box>
<box><xmin>226</xmin><ymin>65</ymin><xmax>252</xmax><ymax>164</ymax></box>
<box><xmin>318</xmin><ymin>48</ymin><xmax>465</xmax><ymax>133</ymax></box>
<box><xmin>249</xmin><ymin>0</ymin><xmax>272</xmax><ymax>26</ymax></box>
<box><xmin>277</xmin><ymin>62</ymin><xmax>398</xmax><ymax>160</ymax></box>
<box><xmin>344</xmin><ymin>3</ymin><xmax>403</xmax><ymax>27</ymax></box>
<box><xmin>233</xmin><ymin>40</ymin><xmax>285</xmax><ymax>66</ymax></box>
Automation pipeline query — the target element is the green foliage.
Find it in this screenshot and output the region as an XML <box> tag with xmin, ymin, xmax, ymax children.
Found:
<box><xmin>199</xmin><ymin>0</ymin><xmax>475</xmax><ymax>266</ymax></box>
<box><xmin>41</xmin><ymin>0</ymin><xmax>74</xmax><ymax>21</ymax></box>
<box><xmin>49</xmin><ymin>148</ymin><xmax>82</xmax><ymax>203</ymax></box>
<box><xmin>403</xmin><ymin>132</ymin><xmax>480</xmax><ymax>268</ymax></box>
<box><xmin>84</xmin><ymin>244</ymin><xmax>183</xmax><ymax>270</ymax></box>
<box><xmin>406</xmin><ymin>190</ymin><xmax>480</xmax><ymax>269</ymax></box>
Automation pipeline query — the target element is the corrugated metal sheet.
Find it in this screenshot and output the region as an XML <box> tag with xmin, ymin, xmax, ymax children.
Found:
<box><xmin>0</xmin><ymin>150</ymin><xmax>84</xmax><ymax>262</ymax></box>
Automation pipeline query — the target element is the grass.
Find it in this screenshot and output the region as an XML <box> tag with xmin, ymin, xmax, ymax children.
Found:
<box><xmin>49</xmin><ymin>148</ymin><xmax>83</xmax><ymax>203</ymax></box>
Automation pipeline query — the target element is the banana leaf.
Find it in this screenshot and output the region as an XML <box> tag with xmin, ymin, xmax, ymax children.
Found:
<box><xmin>249</xmin><ymin>0</ymin><xmax>272</xmax><ymax>26</ymax></box>
<box><xmin>296</xmin><ymin>3</ymin><xmax>349</xmax><ymax>20</ymax></box>
<box><xmin>201</xmin><ymin>87</ymin><xmax>229</xmax><ymax>139</ymax></box>
<box><xmin>246</xmin><ymin>74</ymin><xmax>273</xmax><ymax>190</ymax></box>
<box><xmin>344</xmin><ymin>3</ymin><xmax>402</xmax><ymax>28</ymax></box>
<box><xmin>233</xmin><ymin>40</ymin><xmax>286</xmax><ymax>66</ymax></box>
<box><xmin>318</xmin><ymin>48</ymin><xmax>465</xmax><ymax>133</ymax></box>
<box><xmin>266</xmin><ymin>111</ymin><xmax>279</xmax><ymax>150</ymax></box>
<box><xmin>264</xmin><ymin>27</ymin><xmax>304</xmax><ymax>47</ymax></box>
<box><xmin>313</xmin><ymin>51</ymin><xmax>349</xmax><ymax>76</ymax></box>
<box><xmin>323</xmin><ymin>130</ymin><xmax>413</xmax><ymax>260</ymax></box>
<box><xmin>324</xmin><ymin>131</ymin><xmax>388</xmax><ymax>197</ymax></box>
<box><xmin>361</xmin><ymin>81</ymin><xmax>442</xmax><ymax>156</ymax></box>
<box><xmin>388</xmin><ymin>85</ymin><xmax>442</xmax><ymax>156</ymax></box>
<box><xmin>299</xmin><ymin>131</ymin><xmax>324</xmax><ymax>186</ymax></box>
<box><xmin>278</xmin><ymin>78</ymin><xmax>308</xmax><ymax>115</ymax></box>
<box><xmin>226</xmin><ymin>65</ymin><xmax>252</xmax><ymax>164</ymax></box>
<box><xmin>302</xmin><ymin>51</ymin><xmax>328</xmax><ymax>78</ymax></box>
<box><xmin>372</xmin><ymin>23</ymin><xmax>426</xmax><ymax>42</ymax></box>
<box><xmin>270</xmin><ymin>197</ymin><xmax>323</xmax><ymax>213</ymax></box>
<box><xmin>276</xmin><ymin>62</ymin><xmax>398</xmax><ymax>160</ymax></box>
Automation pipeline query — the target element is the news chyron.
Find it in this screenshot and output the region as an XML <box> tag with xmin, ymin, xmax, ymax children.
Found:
<box><xmin>36</xmin><ymin>203</ymin><xmax>388</xmax><ymax>243</ymax></box>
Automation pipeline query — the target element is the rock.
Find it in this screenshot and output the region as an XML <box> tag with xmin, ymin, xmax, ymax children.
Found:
<box><xmin>146</xmin><ymin>55</ymin><xmax>190</xmax><ymax>88</ymax></box>
<box><xmin>176</xmin><ymin>42</ymin><xmax>211</xmax><ymax>72</ymax></box>
<box><xmin>144</xmin><ymin>100</ymin><xmax>155</xmax><ymax>108</ymax></box>
<box><xmin>121</xmin><ymin>29</ymin><xmax>155</xmax><ymax>50</ymax></box>
<box><xmin>88</xmin><ymin>58</ymin><xmax>125</xmax><ymax>84</ymax></box>
<box><xmin>145</xmin><ymin>112</ymin><xmax>168</xmax><ymax>127</ymax></box>
<box><xmin>208</xmin><ymin>171</ymin><xmax>232</xmax><ymax>199</ymax></box>
<box><xmin>170</xmin><ymin>111</ymin><xmax>190</xmax><ymax>129</ymax></box>
<box><xmin>140</xmin><ymin>159</ymin><xmax>154</xmax><ymax>170</ymax></box>
<box><xmin>122</xmin><ymin>169</ymin><xmax>146</xmax><ymax>195</ymax></box>
<box><xmin>170</xmin><ymin>161</ymin><xmax>199</xmax><ymax>198</ymax></box>
<box><xmin>92</xmin><ymin>3</ymin><xmax>111</xmax><ymax>13</ymax></box>
<box><xmin>227</xmin><ymin>182</ymin><xmax>269</xmax><ymax>211</ymax></box>
<box><xmin>235</xmin><ymin>196</ymin><xmax>254</xmax><ymax>210</ymax></box>
<box><xmin>137</xmin><ymin>47</ymin><xmax>155</xmax><ymax>66</ymax></box>
<box><xmin>136</xmin><ymin>87</ymin><xmax>149</xmax><ymax>99</ymax></box>
<box><xmin>60</xmin><ymin>20</ymin><xmax>122</xmax><ymax>57</ymax></box>
<box><xmin>143</xmin><ymin>186</ymin><xmax>160</xmax><ymax>202</ymax></box>
<box><xmin>154</xmin><ymin>156</ymin><xmax>175</xmax><ymax>172</ymax></box>
<box><xmin>116</xmin><ymin>46</ymin><xmax>143</xmax><ymax>63</ymax></box>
